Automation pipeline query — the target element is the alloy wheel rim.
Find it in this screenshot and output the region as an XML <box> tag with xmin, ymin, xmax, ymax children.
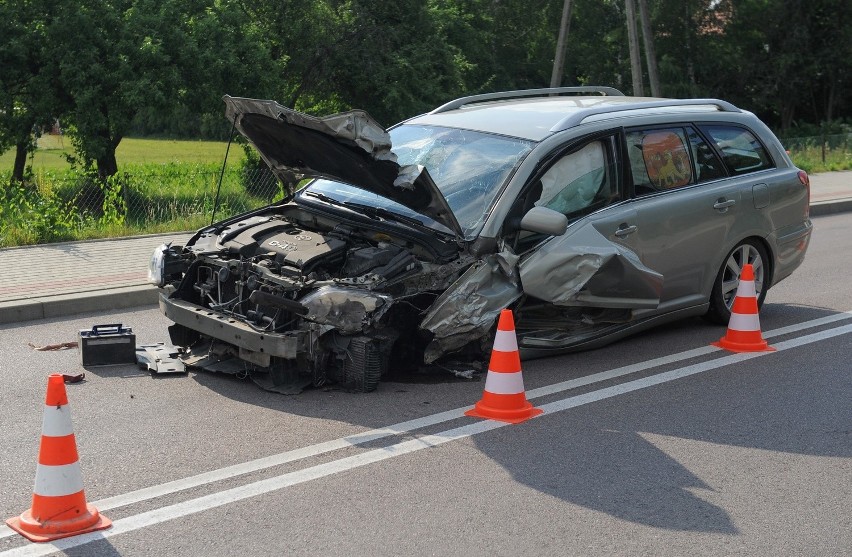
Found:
<box><xmin>721</xmin><ymin>244</ymin><xmax>764</xmax><ymax>310</ymax></box>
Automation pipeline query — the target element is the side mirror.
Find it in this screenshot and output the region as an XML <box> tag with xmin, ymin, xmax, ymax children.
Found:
<box><xmin>519</xmin><ymin>206</ymin><xmax>568</xmax><ymax>236</ymax></box>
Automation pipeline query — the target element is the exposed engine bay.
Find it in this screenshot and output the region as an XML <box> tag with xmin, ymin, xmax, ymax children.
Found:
<box><xmin>158</xmin><ymin>204</ymin><xmax>479</xmax><ymax>393</ymax></box>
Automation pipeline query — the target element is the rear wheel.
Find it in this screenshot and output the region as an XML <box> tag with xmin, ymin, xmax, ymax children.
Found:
<box><xmin>705</xmin><ymin>240</ymin><xmax>769</xmax><ymax>324</ymax></box>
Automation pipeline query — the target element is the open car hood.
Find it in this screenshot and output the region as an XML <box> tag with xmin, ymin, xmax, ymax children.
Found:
<box><xmin>223</xmin><ymin>96</ymin><xmax>464</xmax><ymax>238</ymax></box>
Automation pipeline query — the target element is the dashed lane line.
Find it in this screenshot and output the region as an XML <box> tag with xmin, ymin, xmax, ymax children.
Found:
<box><xmin>2</xmin><ymin>319</ymin><xmax>851</xmax><ymax>556</ymax></box>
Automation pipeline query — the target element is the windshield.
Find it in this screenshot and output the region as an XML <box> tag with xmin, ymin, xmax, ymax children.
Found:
<box><xmin>299</xmin><ymin>124</ymin><xmax>533</xmax><ymax>239</ymax></box>
<box><xmin>389</xmin><ymin>125</ymin><xmax>533</xmax><ymax>236</ymax></box>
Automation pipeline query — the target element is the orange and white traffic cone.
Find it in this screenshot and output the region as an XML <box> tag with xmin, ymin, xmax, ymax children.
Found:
<box><xmin>712</xmin><ymin>263</ymin><xmax>775</xmax><ymax>353</ymax></box>
<box><xmin>465</xmin><ymin>309</ymin><xmax>543</xmax><ymax>424</ymax></box>
<box><xmin>6</xmin><ymin>374</ymin><xmax>111</xmax><ymax>542</ymax></box>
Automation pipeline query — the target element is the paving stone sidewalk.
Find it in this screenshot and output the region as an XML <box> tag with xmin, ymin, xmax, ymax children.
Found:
<box><xmin>0</xmin><ymin>232</ymin><xmax>191</xmax><ymax>323</ymax></box>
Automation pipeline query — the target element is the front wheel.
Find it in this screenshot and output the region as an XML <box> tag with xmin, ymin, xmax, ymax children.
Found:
<box><xmin>705</xmin><ymin>240</ymin><xmax>769</xmax><ymax>324</ymax></box>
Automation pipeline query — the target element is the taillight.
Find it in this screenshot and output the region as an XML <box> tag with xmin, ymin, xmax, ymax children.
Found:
<box><xmin>797</xmin><ymin>170</ymin><xmax>810</xmax><ymax>188</ymax></box>
<box><xmin>798</xmin><ymin>170</ymin><xmax>810</xmax><ymax>217</ymax></box>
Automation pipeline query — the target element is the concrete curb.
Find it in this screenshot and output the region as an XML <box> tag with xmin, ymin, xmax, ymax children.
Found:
<box><xmin>809</xmin><ymin>199</ymin><xmax>852</xmax><ymax>217</ymax></box>
<box><xmin>0</xmin><ymin>285</ymin><xmax>159</xmax><ymax>325</ymax></box>
<box><xmin>0</xmin><ymin>230</ymin><xmax>194</xmax><ymax>253</ymax></box>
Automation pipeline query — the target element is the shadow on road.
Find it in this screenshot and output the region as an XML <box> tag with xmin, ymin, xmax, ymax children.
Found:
<box><xmin>184</xmin><ymin>303</ymin><xmax>852</xmax><ymax>534</ymax></box>
<box><xmin>467</xmin><ymin>303</ymin><xmax>851</xmax><ymax>533</ymax></box>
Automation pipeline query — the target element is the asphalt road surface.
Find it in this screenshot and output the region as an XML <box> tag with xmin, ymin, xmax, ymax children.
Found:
<box><xmin>1</xmin><ymin>213</ymin><xmax>850</xmax><ymax>557</ymax></box>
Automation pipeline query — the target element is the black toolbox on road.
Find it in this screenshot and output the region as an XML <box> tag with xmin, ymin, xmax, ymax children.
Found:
<box><xmin>78</xmin><ymin>324</ymin><xmax>136</xmax><ymax>366</ymax></box>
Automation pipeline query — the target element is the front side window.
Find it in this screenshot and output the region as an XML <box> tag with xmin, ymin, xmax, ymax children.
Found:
<box><xmin>506</xmin><ymin>134</ymin><xmax>621</xmax><ymax>251</ymax></box>
<box><xmin>700</xmin><ymin>125</ymin><xmax>773</xmax><ymax>175</ymax></box>
<box><xmin>535</xmin><ymin>140</ymin><xmax>618</xmax><ymax>218</ymax></box>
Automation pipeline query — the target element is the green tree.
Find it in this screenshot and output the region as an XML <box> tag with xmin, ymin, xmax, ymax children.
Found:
<box><xmin>427</xmin><ymin>0</ymin><xmax>497</xmax><ymax>93</ymax></box>
<box><xmin>236</xmin><ymin>0</ymin><xmax>343</xmax><ymax>114</ymax></box>
<box><xmin>0</xmin><ymin>0</ymin><xmax>57</xmax><ymax>183</ymax></box>
<box><xmin>326</xmin><ymin>0</ymin><xmax>465</xmax><ymax>125</ymax></box>
<box><xmin>651</xmin><ymin>0</ymin><xmax>850</xmax><ymax>130</ymax></box>
<box><xmin>47</xmin><ymin>0</ymin><xmax>156</xmax><ymax>177</ymax></box>
<box><xmin>46</xmin><ymin>0</ymin><xmax>267</xmax><ymax>177</ymax></box>
<box><xmin>563</xmin><ymin>0</ymin><xmax>629</xmax><ymax>90</ymax></box>
<box><xmin>129</xmin><ymin>0</ymin><xmax>282</xmax><ymax>139</ymax></box>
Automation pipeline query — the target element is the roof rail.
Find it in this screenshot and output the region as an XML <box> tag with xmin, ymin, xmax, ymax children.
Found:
<box><xmin>429</xmin><ymin>86</ymin><xmax>625</xmax><ymax>114</ymax></box>
<box><xmin>550</xmin><ymin>98</ymin><xmax>741</xmax><ymax>132</ymax></box>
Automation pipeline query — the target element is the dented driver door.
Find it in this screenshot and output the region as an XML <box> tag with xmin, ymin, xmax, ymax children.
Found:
<box><xmin>518</xmin><ymin>207</ymin><xmax>663</xmax><ymax>310</ymax></box>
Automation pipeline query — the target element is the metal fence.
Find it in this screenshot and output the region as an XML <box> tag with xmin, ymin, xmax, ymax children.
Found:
<box><xmin>779</xmin><ymin>133</ymin><xmax>850</xmax><ymax>156</ymax></box>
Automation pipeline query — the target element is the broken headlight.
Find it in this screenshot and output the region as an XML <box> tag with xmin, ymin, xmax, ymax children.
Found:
<box><xmin>147</xmin><ymin>244</ymin><xmax>169</xmax><ymax>287</ymax></box>
<box><xmin>300</xmin><ymin>286</ymin><xmax>392</xmax><ymax>334</ymax></box>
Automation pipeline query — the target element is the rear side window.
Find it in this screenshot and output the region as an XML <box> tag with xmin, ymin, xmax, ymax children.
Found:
<box><xmin>626</xmin><ymin>127</ymin><xmax>694</xmax><ymax>194</ymax></box>
<box><xmin>700</xmin><ymin>125</ymin><xmax>773</xmax><ymax>175</ymax></box>
<box><xmin>687</xmin><ymin>128</ymin><xmax>726</xmax><ymax>182</ymax></box>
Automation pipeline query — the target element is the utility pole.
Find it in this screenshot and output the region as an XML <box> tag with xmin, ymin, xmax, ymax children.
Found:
<box><xmin>637</xmin><ymin>0</ymin><xmax>661</xmax><ymax>96</ymax></box>
<box><xmin>624</xmin><ymin>0</ymin><xmax>644</xmax><ymax>96</ymax></box>
<box><xmin>550</xmin><ymin>0</ymin><xmax>573</xmax><ymax>88</ymax></box>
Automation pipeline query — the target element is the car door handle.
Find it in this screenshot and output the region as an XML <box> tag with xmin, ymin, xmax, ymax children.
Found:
<box><xmin>615</xmin><ymin>224</ymin><xmax>637</xmax><ymax>237</ymax></box>
<box><xmin>713</xmin><ymin>199</ymin><xmax>736</xmax><ymax>210</ymax></box>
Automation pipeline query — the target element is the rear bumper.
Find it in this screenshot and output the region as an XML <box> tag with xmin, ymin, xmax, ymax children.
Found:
<box><xmin>768</xmin><ymin>219</ymin><xmax>812</xmax><ymax>286</ymax></box>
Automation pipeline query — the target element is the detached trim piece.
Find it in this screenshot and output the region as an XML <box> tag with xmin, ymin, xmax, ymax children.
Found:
<box><xmin>550</xmin><ymin>98</ymin><xmax>742</xmax><ymax>132</ymax></box>
<box><xmin>136</xmin><ymin>344</ymin><xmax>187</xmax><ymax>375</ymax></box>
<box><xmin>429</xmin><ymin>87</ymin><xmax>625</xmax><ymax>114</ymax></box>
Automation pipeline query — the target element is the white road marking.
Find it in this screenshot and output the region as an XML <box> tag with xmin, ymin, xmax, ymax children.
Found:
<box><xmin>2</xmin><ymin>318</ymin><xmax>851</xmax><ymax>556</ymax></box>
<box><xmin>87</xmin><ymin>309</ymin><xmax>852</xmax><ymax>514</ymax></box>
<box><xmin>1</xmin><ymin>310</ymin><xmax>850</xmax><ymax>541</ymax></box>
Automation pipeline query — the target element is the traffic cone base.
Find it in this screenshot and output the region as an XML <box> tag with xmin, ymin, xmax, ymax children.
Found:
<box><xmin>6</xmin><ymin>374</ymin><xmax>111</xmax><ymax>542</ymax></box>
<box><xmin>6</xmin><ymin>504</ymin><xmax>111</xmax><ymax>543</ymax></box>
<box><xmin>465</xmin><ymin>399</ymin><xmax>543</xmax><ymax>424</ymax></box>
<box><xmin>466</xmin><ymin>310</ymin><xmax>542</xmax><ymax>424</ymax></box>
<box><xmin>712</xmin><ymin>337</ymin><xmax>775</xmax><ymax>353</ymax></box>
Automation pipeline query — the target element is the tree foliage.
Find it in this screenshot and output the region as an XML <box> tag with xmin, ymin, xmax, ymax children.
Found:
<box><xmin>0</xmin><ymin>0</ymin><xmax>848</xmax><ymax>179</ymax></box>
<box><xmin>0</xmin><ymin>0</ymin><xmax>58</xmax><ymax>182</ymax></box>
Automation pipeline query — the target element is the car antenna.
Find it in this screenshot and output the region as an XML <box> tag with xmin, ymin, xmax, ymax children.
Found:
<box><xmin>211</xmin><ymin>115</ymin><xmax>238</xmax><ymax>225</ymax></box>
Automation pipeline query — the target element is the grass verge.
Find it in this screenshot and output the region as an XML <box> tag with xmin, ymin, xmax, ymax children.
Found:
<box><xmin>0</xmin><ymin>136</ymin><xmax>244</xmax><ymax>172</ymax></box>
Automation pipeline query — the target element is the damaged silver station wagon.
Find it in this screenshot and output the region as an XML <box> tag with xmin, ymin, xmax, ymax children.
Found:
<box><xmin>148</xmin><ymin>87</ymin><xmax>812</xmax><ymax>393</ymax></box>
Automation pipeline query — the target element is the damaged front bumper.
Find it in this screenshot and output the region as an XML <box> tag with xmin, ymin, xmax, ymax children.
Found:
<box><xmin>159</xmin><ymin>286</ymin><xmax>399</xmax><ymax>394</ymax></box>
<box><xmin>160</xmin><ymin>294</ymin><xmax>308</xmax><ymax>363</ymax></box>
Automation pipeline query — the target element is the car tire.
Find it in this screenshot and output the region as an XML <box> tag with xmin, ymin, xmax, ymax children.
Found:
<box><xmin>705</xmin><ymin>239</ymin><xmax>769</xmax><ymax>325</ymax></box>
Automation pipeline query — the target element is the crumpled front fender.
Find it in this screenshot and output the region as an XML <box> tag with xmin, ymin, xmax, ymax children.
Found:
<box><xmin>419</xmin><ymin>251</ymin><xmax>522</xmax><ymax>363</ymax></box>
